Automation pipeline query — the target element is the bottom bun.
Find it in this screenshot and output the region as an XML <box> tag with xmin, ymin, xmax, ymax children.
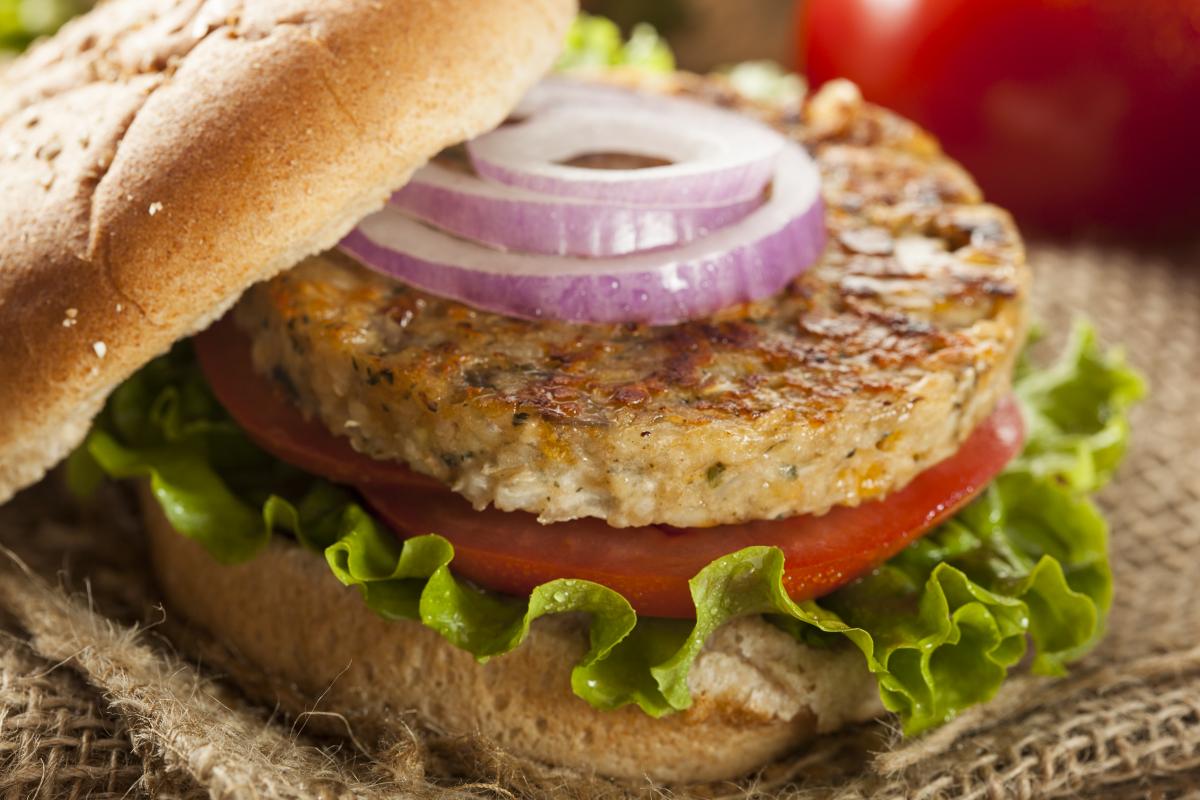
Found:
<box><xmin>140</xmin><ymin>485</ymin><xmax>881</xmax><ymax>783</ymax></box>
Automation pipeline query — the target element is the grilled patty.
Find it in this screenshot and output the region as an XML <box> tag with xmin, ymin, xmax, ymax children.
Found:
<box><xmin>234</xmin><ymin>76</ymin><xmax>1029</xmax><ymax>528</ymax></box>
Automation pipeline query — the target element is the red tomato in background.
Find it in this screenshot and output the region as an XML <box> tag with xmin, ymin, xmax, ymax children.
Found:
<box><xmin>803</xmin><ymin>0</ymin><xmax>1200</xmax><ymax>235</ymax></box>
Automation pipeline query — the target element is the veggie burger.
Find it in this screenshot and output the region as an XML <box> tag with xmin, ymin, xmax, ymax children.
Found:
<box><xmin>0</xmin><ymin>0</ymin><xmax>1141</xmax><ymax>784</ymax></box>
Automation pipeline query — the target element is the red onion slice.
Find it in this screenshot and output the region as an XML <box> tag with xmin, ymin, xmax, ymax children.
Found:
<box><xmin>389</xmin><ymin>163</ymin><xmax>763</xmax><ymax>258</ymax></box>
<box><xmin>340</xmin><ymin>143</ymin><xmax>825</xmax><ymax>325</ymax></box>
<box><xmin>466</xmin><ymin>79</ymin><xmax>787</xmax><ymax>206</ymax></box>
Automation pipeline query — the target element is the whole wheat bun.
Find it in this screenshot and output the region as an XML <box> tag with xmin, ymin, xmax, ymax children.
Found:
<box><xmin>0</xmin><ymin>0</ymin><xmax>575</xmax><ymax>505</ymax></box>
<box><xmin>139</xmin><ymin>485</ymin><xmax>881</xmax><ymax>783</ymax></box>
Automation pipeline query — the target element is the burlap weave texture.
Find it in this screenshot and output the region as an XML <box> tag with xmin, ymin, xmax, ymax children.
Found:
<box><xmin>0</xmin><ymin>239</ymin><xmax>1197</xmax><ymax>798</ymax></box>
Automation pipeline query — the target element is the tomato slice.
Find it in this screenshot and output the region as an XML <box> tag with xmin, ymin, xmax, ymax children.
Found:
<box><xmin>362</xmin><ymin>397</ymin><xmax>1022</xmax><ymax>617</ymax></box>
<box><xmin>197</xmin><ymin>312</ymin><xmax>1024</xmax><ymax>619</ymax></box>
<box><xmin>195</xmin><ymin>316</ymin><xmax>443</xmax><ymax>490</ymax></box>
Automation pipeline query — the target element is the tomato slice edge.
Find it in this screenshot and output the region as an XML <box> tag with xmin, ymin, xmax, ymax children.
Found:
<box><xmin>362</xmin><ymin>397</ymin><xmax>1022</xmax><ymax>616</ymax></box>
<box><xmin>195</xmin><ymin>316</ymin><xmax>443</xmax><ymax>491</ymax></box>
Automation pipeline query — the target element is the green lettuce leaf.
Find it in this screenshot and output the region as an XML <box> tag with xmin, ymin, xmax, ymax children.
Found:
<box><xmin>719</xmin><ymin>61</ymin><xmax>807</xmax><ymax>107</ymax></box>
<box><xmin>1</xmin><ymin>0</ymin><xmax>90</xmax><ymax>53</ymax></box>
<box><xmin>557</xmin><ymin>13</ymin><xmax>674</xmax><ymax>74</ymax></box>
<box><xmin>70</xmin><ymin>320</ymin><xmax>1141</xmax><ymax>734</ymax></box>
<box><xmin>1015</xmin><ymin>321</ymin><xmax>1145</xmax><ymax>493</ymax></box>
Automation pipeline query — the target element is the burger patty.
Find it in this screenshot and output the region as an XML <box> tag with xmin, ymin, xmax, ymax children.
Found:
<box><xmin>234</xmin><ymin>76</ymin><xmax>1028</xmax><ymax>528</ymax></box>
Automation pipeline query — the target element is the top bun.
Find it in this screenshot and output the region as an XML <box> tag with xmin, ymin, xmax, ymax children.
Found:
<box><xmin>0</xmin><ymin>0</ymin><xmax>576</xmax><ymax>504</ymax></box>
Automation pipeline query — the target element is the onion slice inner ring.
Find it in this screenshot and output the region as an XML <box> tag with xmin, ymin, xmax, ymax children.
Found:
<box><xmin>466</xmin><ymin>78</ymin><xmax>787</xmax><ymax>206</ymax></box>
<box><xmin>341</xmin><ymin>143</ymin><xmax>826</xmax><ymax>325</ymax></box>
<box><xmin>389</xmin><ymin>162</ymin><xmax>765</xmax><ymax>258</ymax></box>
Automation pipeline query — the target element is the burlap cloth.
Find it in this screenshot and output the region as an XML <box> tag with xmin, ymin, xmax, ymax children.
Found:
<box><xmin>0</xmin><ymin>239</ymin><xmax>1197</xmax><ymax>798</ymax></box>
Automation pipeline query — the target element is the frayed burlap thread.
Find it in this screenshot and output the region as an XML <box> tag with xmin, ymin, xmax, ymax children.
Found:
<box><xmin>0</xmin><ymin>554</ymin><xmax>447</xmax><ymax>800</ymax></box>
<box><xmin>0</xmin><ymin>633</ymin><xmax>149</xmax><ymax>799</ymax></box>
<box><xmin>0</xmin><ymin>238</ymin><xmax>1197</xmax><ymax>798</ymax></box>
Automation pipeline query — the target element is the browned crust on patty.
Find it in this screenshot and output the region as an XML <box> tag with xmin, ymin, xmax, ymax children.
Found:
<box><xmin>0</xmin><ymin>0</ymin><xmax>576</xmax><ymax>505</ymax></box>
<box><xmin>238</xmin><ymin>77</ymin><xmax>1029</xmax><ymax>527</ymax></box>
